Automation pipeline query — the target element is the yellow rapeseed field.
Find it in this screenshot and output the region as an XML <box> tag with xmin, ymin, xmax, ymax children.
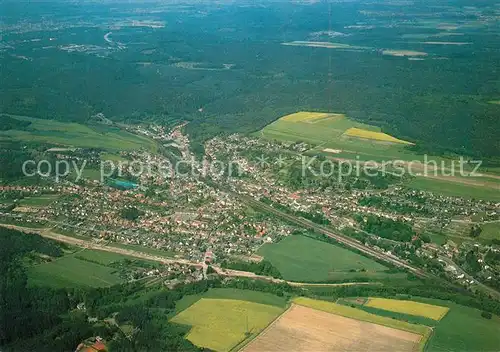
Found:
<box><xmin>170</xmin><ymin>298</ymin><xmax>283</xmax><ymax>352</ymax></box>
<box><xmin>343</xmin><ymin>127</ymin><xmax>413</xmax><ymax>145</ymax></box>
<box><xmin>365</xmin><ymin>297</ymin><xmax>449</xmax><ymax>320</ymax></box>
<box><xmin>281</xmin><ymin>111</ymin><xmax>332</xmax><ymax>122</ymax></box>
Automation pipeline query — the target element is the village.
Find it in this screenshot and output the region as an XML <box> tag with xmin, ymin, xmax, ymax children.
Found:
<box><xmin>0</xmin><ymin>123</ymin><xmax>499</xmax><ymax>293</ymax></box>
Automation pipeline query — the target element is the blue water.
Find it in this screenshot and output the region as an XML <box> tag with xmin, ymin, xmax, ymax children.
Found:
<box><xmin>108</xmin><ymin>179</ymin><xmax>138</xmax><ymax>189</ymax></box>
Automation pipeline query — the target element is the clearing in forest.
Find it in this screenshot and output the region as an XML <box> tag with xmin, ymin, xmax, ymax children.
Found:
<box><xmin>280</xmin><ymin>111</ymin><xmax>337</xmax><ymax>122</ymax></box>
<box><xmin>343</xmin><ymin>127</ymin><xmax>414</xmax><ymax>145</ymax></box>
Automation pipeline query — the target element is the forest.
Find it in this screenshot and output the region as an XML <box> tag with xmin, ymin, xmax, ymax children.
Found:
<box><xmin>2</xmin><ymin>226</ymin><xmax>500</xmax><ymax>351</ymax></box>
<box><xmin>0</xmin><ymin>0</ymin><xmax>499</xmax><ymax>159</ymax></box>
<box><xmin>0</xmin><ymin>227</ymin><xmax>206</xmax><ymax>351</ymax></box>
<box><xmin>355</xmin><ymin>214</ymin><xmax>416</xmax><ymax>242</ymax></box>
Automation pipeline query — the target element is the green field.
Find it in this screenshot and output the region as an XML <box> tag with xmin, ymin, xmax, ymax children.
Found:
<box><xmin>174</xmin><ymin>288</ymin><xmax>288</xmax><ymax>315</ymax></box>
<box><xmin>27</xmin><ymin>248</ymin><xmax>131</xmax><ymax>288</ymax></box>
<box><xmin>260</xmin><ymin>112</ymin><xmax>498</xmax><ymax>200</ymax></box>
<box><xmin>406</xmin><ymin>177</ymin><xmax>500</xmax><ymax>202</ymax></box>
<box><xmin>260</xmin><ymin>111</ymin><xmax>439</xmax><ymax>163</ymax></box>
<box><xmin>260</xmin><ymin>112</ymin><xmax>409</xmax><ymax>158</ymax></box>
<box><xmin>479</xmin><ymin>222</ymin><xmax>500</xmax><ymax>241</ymax></box>
<box><xmin>171</xmin><ymin>298</ymin><xmax>284</xmax><ymax>352</ymax></box>
<box><xmin>335</xmin><ymin>296</ymin><xmax>500</xmax><ymax>352</ymax></box>
<box><xmin>0</xmin><ymin>115</ymin><xmax>157</xmax><ymax>152</ymax></box>
<box><xmin>17</xmin><ymin>195</ymin><xmax>59</xmax><ymax>207</ymax></box>
<box><xmin>412</xmin><ymin>298</ymin><xmax>500</xmax><ymax>352</ymax></box>
<box><xmin>101</xmin><ymin>152</ymin><xmax>129</xmax><ymax>162</ymax></box>
<box><xmin>109</xmin><ymin>242</ymin><xmax>178</xmax><ymax>259</ymax></box>
<box><xmin>257</xmin><ymin>235</ymin><xmax>389</xmax><ymax>282</ymax></box>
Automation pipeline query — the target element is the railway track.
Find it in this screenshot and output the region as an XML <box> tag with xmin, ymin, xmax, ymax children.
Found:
<box><xmin>232</xmin><ymin>192</ymin><xmax>429</xmax><ymax>278</ymax></box>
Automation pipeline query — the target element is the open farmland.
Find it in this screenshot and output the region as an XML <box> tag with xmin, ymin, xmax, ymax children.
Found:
<box><xmin>260</xmin><ymin>111</ymin><xmax>416</xmax><ymax>159</ymax></box>
<box><xmin>28</xmin><ymin>252</ymin><xmax>124</xmax><ymax>288</ymax></box>
<box><xmin>174</xmin><ymin>288</ymin><xmax>288</xmax><ymax>315</ymax></box>
<box><xmin>479</xmin><ymin>222</ymin><xmax>500</xmax><ymax>241</ymax></box>
<box><xmin>170</xmin><ymin>298</ymin><xmax>284</xmax><ymax>352</ymax></box>
<box><xmin>260</xmin><ymin>111</ymin><xmax>499</xmax><ymax>200</ymax></box>
<box><xmin>365</xmin><ymin>297</ymin><xmax>449</xmax><ymax>320</ymax></box>
<box><xmin>27</xmin><ymin>248</ymin><xmax>137</xmax><ymax>288</ymax></box>
<box><xmin>280</xmin><ymin>111</ymin><xmax>334</xmax><ymax>122</ymax></box>
<box><xmin>257</xmin><ymin>235</ymin><xmax>390</xmax><ymax>282</ymax></box>
<box><xmin>0</xmin><ymin>115</ymin><xmax>157</xmax><ymax>152</ymax></box>
<box><xmin>412</xmin><ymin>298</ymin><xmax>500</xmax><ymax>352</ymax></box>
<box><xmin>406</xmin><ymin>177</ymin><xmax>500</xmax><ymax>202</ymax></box>
<box><xmin>242</xmin><ymin>304</ymin><xmax>422</xmax><ymax>352</ymax></box>
<box><xmin>292</xmin><ymin>297</ymin><xmax>431</xmax><ymax>338</ymax></box>
<box><xmin>343</xmin><ymin>127</ymin><xmax>413</xmax><ymax>145</ymax></box>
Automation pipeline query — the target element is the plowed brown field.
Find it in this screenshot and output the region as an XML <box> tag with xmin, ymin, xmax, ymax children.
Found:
<box><xmin>241</xmin><ymin>304</ymin><xmax>421</xmax><ymax>352</ymax></box>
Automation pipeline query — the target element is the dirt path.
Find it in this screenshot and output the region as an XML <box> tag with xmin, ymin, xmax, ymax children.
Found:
<box><xmin>0</xmin><ymin>223</ymin><xmax>201</xmax><ymax>267</ymax></box>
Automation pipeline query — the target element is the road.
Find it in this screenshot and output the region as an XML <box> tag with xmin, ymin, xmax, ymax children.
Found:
<box><xmin>438</xmin><ymin>254</ymin><xmax>500</xmax><ymax>300</ymax></box>
<box><xmin>0</xmin><ymin>223</ymin><xmax>376</xmax><ymax>288</ymax></box>
<box><xmin>226</xmin><ymin>191</ymin><xmax>500</xmax><ymax>300</ymax></box>
<box><xmin>0</xmin><ymin>223</ymin><xmax>202</xmax><ymax>268</ymax></box>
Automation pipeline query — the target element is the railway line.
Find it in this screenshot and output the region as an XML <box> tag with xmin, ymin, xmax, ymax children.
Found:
<box><xmin>231</xmin><ymin>192</ymin><xmax>430</xmax><ymax>278</ymax></box>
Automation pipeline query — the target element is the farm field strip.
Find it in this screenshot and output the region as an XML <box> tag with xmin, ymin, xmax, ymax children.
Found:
<box><xmin>280</xmin><ymin>111</ymin><xmax>333</xmax><ymax>122</ymax></box>
<box><xmin>260</xmin><ymin>111</ymin><xmax>499</xmax><ymax>201</ymax></box>
<box><xmin>364</xmin><ymin>298</ymin><xmax>449</xmax><ymax>321</ymax></box>
<box><xmin>343</xmin><ymin>127</ymin><xmax>414</xmax><ymax>145</ymax></box>
<box><xmin>174</xmin><ymin>288</ymin><xmax>288</xmax><ymax>315</ymax></box>
<box><xmin>170</xmin><ymin>298</ymin><xmax>284</xmax><ymax>352</ymax></box>
<box><xmin>407</xmin><ymin>177</ymin><xmax>500</xmax><ymax>202</ymax></box>
<box><xmin>241</xmin><ymin>304</ymin><xmax>422</xmax><ymax>352</ymax></box>
<box><xmin>0</xmin><ymin>114</ymin><xmax>157</xmax><ymax>151</ymax></box>
<box><xmin>292</xmin><ymin>297</ymin><xmax>431</xmax><ymax>337</ymax></box>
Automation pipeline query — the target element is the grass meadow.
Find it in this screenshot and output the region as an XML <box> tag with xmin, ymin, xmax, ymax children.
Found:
<box><xmin>343</xmin><ymin>127</ymin><xmax>413</xmax><ymax>145</ymax></box>
<box><xmin>336</xmin><ymin>298</ymin><xmax>438</xmax><ymax>327</ymax></box>
<box><xmin>27</xmin><ymin>248</ymin><xmax>132</xmax><ymax>288</ymax></box>
<box><xmin>407</xmin><ymin>177</ymin><xmax>500</xmax><ymax>202</ymax></box>
<box><xmin>411</xmin><ymin>297</ymin><xmax>500</xmax><ymax>352</ymax></box>
<box><xmin>476</xmin><ymin>222</ymin><xmax>500</xmax><ymax>241</ymax></box>
<box><xmin>17</xmin><ymin>194</ymin><xmax>59</xmax><ymax>207</ymax></box>
<box><xmin>257</xmin><ymin>235</ymin><xmax>389</xmax><ymax>282</ymax></box>
<box><xmin>0</xmin><ymin>115</ymin><xmax>157</xmax><ymax>152</ymax></box>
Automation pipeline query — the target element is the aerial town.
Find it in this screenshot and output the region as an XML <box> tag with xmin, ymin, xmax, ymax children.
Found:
<box><xmin>1</xmin><ymin>122</ymin><xmax>498</xmax><ymax>296</ymax></box>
